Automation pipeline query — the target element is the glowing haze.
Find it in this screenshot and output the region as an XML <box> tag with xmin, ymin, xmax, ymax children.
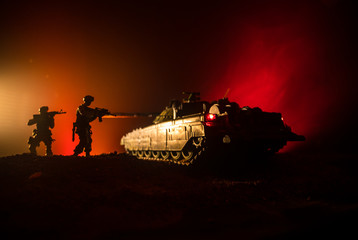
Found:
<box><xmin>0</xmin><ymin>1</ymin><xmax>357</xmax><ymax>156</ymax></box>
<box><xmin>204</xmin><ymin>1</ymin><xmax>358</xmax><ymax>151</ymax></box>
<box><xmin>208</xmin><ymin>2</ymin><xmax>325</xmax><ymax>145</ymax></box>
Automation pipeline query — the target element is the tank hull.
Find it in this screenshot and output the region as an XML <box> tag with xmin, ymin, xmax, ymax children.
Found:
<box><xmin>121</xmin><ymin>114</ymin><xmax>205</xmax><ymax>152</ymax></box>
<box><xmin>120</xmin><ymin>95</ymin><xmax>305</xmax><ymax>165</ymax></box>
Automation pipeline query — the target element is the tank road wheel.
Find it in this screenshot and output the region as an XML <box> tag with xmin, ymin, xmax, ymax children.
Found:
<box><xmin>137</xmin><ymin>150</ymin><xmax>144</xmax><ymax>158</ymax></box>
<box><xmin>144</xmin><ymin>150</ymin><xmax>151</xmax><ymax>158</ymax></box>
<box><xmin>152</xmin><ymin>151</ymin><xmax>160</xmax><ymax>158</ymax></box>
<box><xmin>193</xmin><ymin>137</ymin><xmax>203</xmax><ymax>148</ymax></box>
<box><xmin>171</xmin><ymin>151</ymin><xmax>181</xmax><ymax>161</ymax></box>
<box><xmin>161</xmin><ymin>151</ymin><xmax>170</xmax><ymax>160</ymax></box>
<box><xmin>182</xmin><ymin>150</ymin><xmax>194</xmax><ymax>160</ymax></box>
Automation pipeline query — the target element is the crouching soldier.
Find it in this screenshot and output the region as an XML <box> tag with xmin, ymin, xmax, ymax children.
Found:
<box><xmin>27</xmin><ymin>106</ymin><xmax>55</xmax><ymax>156</ymax></box>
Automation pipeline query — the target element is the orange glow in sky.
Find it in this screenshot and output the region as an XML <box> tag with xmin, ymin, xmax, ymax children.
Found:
<box><xmin>1</xmin><ymin>1</ymin><xmax>357</xmax><ymax>156</ymax></box>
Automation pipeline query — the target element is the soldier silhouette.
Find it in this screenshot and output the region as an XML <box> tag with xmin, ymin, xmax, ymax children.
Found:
<box><xmin>27</xmin><ymin>106</ymin><xmax>55</xmax><ymax>156</ymax></box>
<box><xmin>72</xmin><ymin>95</ymin><xmax>97</xmax><ymax>157</ymax></box>
<box><xmin>72</xmin><ymin>95</ymin><xmax>113</xmax><ymax>156</ymax></box>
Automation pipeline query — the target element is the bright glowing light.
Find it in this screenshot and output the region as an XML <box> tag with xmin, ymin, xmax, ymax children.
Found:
<box><xmin>205</xmin><ymin>113</ymin><xmax>217</xmax><ymax>121</ymax></box>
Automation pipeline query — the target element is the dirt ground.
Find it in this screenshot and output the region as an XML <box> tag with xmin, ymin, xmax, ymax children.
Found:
<box><xmin>0</xmin><ymin>150</ymin><xmax>357</xmax><ymax>240</ymax></box>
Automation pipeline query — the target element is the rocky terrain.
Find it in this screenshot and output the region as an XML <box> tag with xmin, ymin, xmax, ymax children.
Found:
<box><xmin>0</xmin><ymin>150</ymin><xmax>357</xmax><ymax>239</ymax></box>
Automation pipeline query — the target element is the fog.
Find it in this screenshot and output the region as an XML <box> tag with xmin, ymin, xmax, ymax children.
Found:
<box><xmin>1</xmin><ymin>1</ymin><xmax>357</xmax><ymax>156</ymax></box>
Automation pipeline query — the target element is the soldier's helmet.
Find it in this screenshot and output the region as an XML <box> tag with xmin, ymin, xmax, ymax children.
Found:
<box><xmin>39</xmin><ymin>106</ymin><xmax>49</xmax><ymax>113</ymax></box>
<box><xmin>83</xmin><ymin>95</ymin><xmax>94</xmax><ymax>103</ymax></box>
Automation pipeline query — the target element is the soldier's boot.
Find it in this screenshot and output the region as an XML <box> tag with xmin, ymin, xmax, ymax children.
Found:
<box><xmin>85</xmin><ymin>145</ymin><xmax>92</xmax><ymax>157</ymax></box>
<box><xmin>73</xmin><ymin>145</ymin><xmax>83</xmax><ymax>156</ymax></box>
<box><xmin>73</xmin><ymin>150</ymin><xmax>81</xmax><ymax>156</ymax></box>
<box><xmin>28</xmin><ymin>137</ymin><xmax>37</xmax><ymax>155</ymax></box>
<box><xmin>29</xmin><ymin>144</ymin><xmax>37</xmax><ymax>155</ymax></box>
<box><xmin>43</xmin><ymin>139</ymin><xmax>53</xmax><ymax>156</ymax></box>
<box><xmin>46</xmin><ymin>147</ymin><xmax>53</xmax><ymax>157</ymax></box>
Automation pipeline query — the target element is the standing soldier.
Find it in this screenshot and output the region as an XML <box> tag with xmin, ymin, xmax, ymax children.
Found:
<box><xmin>72</xmin><ymin>95</ymin><xmax>114</xmax><ymax>157</ymax></box>
<box><xmin>28</xmin><ymin>106</ymin><xmax>65</xmax><ymax>156</ymax></box>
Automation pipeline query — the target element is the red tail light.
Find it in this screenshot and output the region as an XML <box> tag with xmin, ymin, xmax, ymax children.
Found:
<box><xmin>205</xmin><ymin>113</ymin><xmax>217</xmax><ymax>122</ymax></box>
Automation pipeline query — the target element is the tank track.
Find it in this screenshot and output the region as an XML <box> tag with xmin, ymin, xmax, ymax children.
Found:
<box><xmin>127</xmin><ymin>138</ymin><xmax>206</xmax><ymax>166</ymax></box>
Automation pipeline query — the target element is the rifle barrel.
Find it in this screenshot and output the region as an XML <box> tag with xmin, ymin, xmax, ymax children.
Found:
<box><xmin>102</xmin><ymin>115</ymin><xmax>137</xmax><ymax>119</ymax></box>
<box><xmin>102</xmin><ymin>113</ymin><xmax>158</xmax><ymax>119</ymax></box>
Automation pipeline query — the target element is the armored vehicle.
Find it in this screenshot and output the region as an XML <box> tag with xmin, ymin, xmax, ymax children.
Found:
<box><xmin>120</xmin><ymin>92</ymin><xmax>305</xmax><ymax>165</ymax></box>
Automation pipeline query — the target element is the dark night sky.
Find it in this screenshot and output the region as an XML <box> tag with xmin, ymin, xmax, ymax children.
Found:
<box><xmin>0</xmin><ymin>0</ymin><xmax>357</xmax><ymax>156</ymax></box>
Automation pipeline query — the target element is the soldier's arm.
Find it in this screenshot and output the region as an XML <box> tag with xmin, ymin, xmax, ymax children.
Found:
<box><xmin>27</xmin><ymin>118</ymin><xmax>36</xmax><ymax>126</ymax></box>
<box><xmin>78</xmin><ymin>106</ymin><xmax>97</xmax><ymax>122</ymax></box>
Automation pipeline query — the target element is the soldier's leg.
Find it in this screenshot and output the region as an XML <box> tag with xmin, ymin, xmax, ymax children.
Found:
<box><xmin>84</xmin><ymin>130</ymin><xmax>92</xmax><ymax>157</ymax></box>
<box><xmin>73</xmin><ymin>132</ymin><xmax>86</xmax><ymax>156</ymax></box>
<box><xmin>28</xmin><ymin>135</ymin><xmax>40</xmax><ymax>155</ymax></box>
<box><xmin>44</xmin><ymin>136</ymin><xmax>53</xmax><ymax>156</ymax></box>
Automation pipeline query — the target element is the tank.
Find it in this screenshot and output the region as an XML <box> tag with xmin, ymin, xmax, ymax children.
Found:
<box><xmin>120</xmin><ymin>92</ymin><xmax>305</xmax><ymax>165</ymax></box>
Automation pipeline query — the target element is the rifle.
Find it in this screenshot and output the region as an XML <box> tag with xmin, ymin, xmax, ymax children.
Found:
<box><xmin>29</xmin><ymin>110</ymin><xmax>66</xmax><ymax>126</ymax></box>
<box><xmin>72</xmin><ymin>108</ymin><xmax>114</xmax><ymax>141</ymax></box>
<box><xmin>33</xmin><ymin>110</ymin><xmax>67</xmax><ymax>119</ymax></box>
<box><xmin>95</xmin><ymin>107</ymin><xmax>116</xmax><ymax>122</ymax></box>
<box><xmin>72</xmin><ymin>122</ymin><xmax>76</xmax><ymax>142</ymax></box>
<box><xmin>48</xmin><ymin>110</ymin><xmax>67</xmax><ymax>117</ymax></box>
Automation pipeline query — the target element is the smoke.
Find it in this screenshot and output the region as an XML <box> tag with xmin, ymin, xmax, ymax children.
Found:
<box><xmin>204</xmin><ymin>1</ymin><xmax>358</xmax><ymax>151</ymax></box>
